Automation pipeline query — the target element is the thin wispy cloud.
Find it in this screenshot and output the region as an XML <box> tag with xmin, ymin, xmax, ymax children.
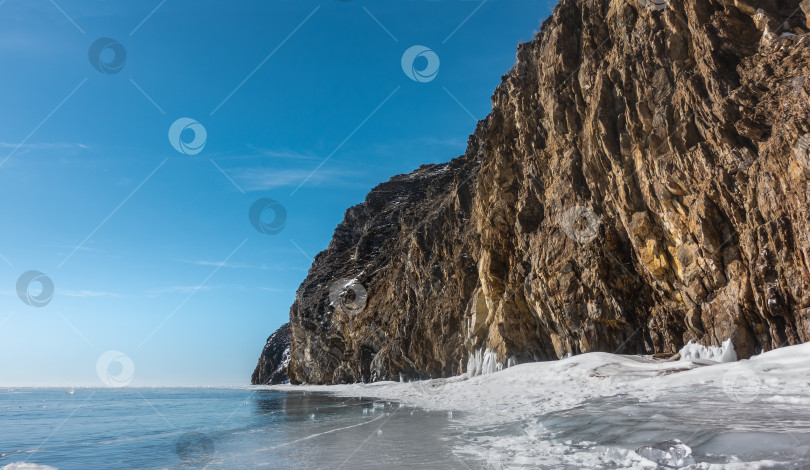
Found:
<box><xmin>259</xmin><ymin>286</ymin><xmax>286</xmax><ymax>292</ymax></box>
<box><xmin>145</xmin><ymin>285</ymin><xmax>217</xmax><ymax>297</ymax></box>
<box><xmin>0</xmin><ymin>142</ymin><xmax>89</xmax><ymax>150</ymax></box>
<box><xmin>51</xmin><ymin>244</ymin><xmax>103</xmax><ymax>254</ymax></box>
<box><xmin>182</xmin><ymin>259</ymin><xmax>308</xmax><ymax>272</ymax></box>
<box><xmin>231</xmin><ymin>167</ymin><xmax>356</xmax><ymax>191</ymax></box>
<box><xmin>2</xmin><ymin>288</ymin><xmax>118</xmax><ymax>298</ymax></box>
<box><xmin>244</xmin><ymin>145</ymin><xmax>320</xmax><ymax>161</ymax></box>
<box><xmin>183</xmin><ymin>259</ymin><xmax>278</xmax><ymax>270</ymax></box>
<box><xmin>145</xmin><ymin>283</ymin><xmax>298</xmax><ymax>298</ymax></box>
<box><xmin>59</xmin><ymin>289</ymin><xmax>118</xmax><ymax>298</ymax></box>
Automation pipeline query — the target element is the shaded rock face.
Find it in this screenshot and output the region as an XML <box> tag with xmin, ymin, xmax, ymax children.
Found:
<box><xmin>259</xmin><ymin>0</ymin><xmax>810</xmax><ymax>385</ymax></box>
<box><xmin>251</xmin><ymin>323</ymin><xmax>291</xmax><ymax>385</ymax></box>
<box><xmin>286</xmin><ymin>159</ymin><xmax>481</xmax><ymax>384</ymax></box>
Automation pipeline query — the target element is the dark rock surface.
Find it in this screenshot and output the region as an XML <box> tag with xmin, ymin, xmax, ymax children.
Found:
<box><xmin>251</xmin><ymin>323</ymin><xmax>291</xmax><ymax>385</ymax></box>
<box><xmin>255</xmin><ymin>0</ymin><xmax>810</xmax><ymax>385</ymax></box>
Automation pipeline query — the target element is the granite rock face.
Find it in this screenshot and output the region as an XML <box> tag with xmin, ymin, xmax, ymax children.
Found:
<box><xmin>254</xmin><ymin>0</ymin><xmax>810</xmax><ymax>385</ymax></box>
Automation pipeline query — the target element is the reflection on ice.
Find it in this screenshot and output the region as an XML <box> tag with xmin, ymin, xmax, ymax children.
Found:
<box><xmin>207</xmin><ymin>393</ymin><xmax>464</xmax><ymax>469</ymax></box>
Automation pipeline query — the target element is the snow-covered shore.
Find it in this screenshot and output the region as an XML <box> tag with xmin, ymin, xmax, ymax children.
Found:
<box><xmin>262</xmin><ymin>343</ymin><xmax>810</xmax><ymax>468</ymax></box>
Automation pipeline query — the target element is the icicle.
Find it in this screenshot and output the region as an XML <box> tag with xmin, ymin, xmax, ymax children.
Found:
<box><xmin>466</xmin><ymin>348</ymin><xmax>507</xmax><ymax>377</ymax></box>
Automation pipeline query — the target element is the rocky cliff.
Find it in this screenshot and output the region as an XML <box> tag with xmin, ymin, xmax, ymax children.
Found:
<box><xmin>253</xmin><ymin>0</ymin><xmax>810</xmax><ymax>385</ymax></box>
<box><xmin>251</xmin><ymin>323</ymin><xmax>291</xmax><ymax>385</ymax></box>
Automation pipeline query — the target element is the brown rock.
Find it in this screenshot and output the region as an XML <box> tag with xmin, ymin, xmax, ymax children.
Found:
<box><xmin>256</xmin><ymin>0</ymin><xmax>810</xmax><ymax>384</ymax></box>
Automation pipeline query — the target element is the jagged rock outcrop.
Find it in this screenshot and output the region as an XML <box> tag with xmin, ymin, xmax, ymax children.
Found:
<box><xmin>255</xmin><ymin>0</ymin><xmax>810</xmax><ymax>385</ymax></box>
<box><xmin>251</xmin><ymin>323</ymin><xmax>291</xmax><ymax>385</ymax></box>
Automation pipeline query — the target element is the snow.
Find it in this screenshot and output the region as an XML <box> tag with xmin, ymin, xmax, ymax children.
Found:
<box><xmin>278</xmin><ymin>347</ymin><xmax>291</xmax><ymax>372</ymax></box>
<box><xmin>264</xmin><ymin>342</ymin><xmax>810</xmax><ymax>468</ymax></box>
<box><xmin>680</xmin><ymin>338</ymin><xmax>737</xmax><ymax>362</ymax></box>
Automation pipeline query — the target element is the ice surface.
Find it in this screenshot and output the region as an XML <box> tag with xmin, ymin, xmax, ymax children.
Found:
<box><xmin>636</xmin><ymin>439</ymin><xmax>695</xmax><ymax>467</ymax></box>
<box><xmin>1</xmin><ymin>464</ymin><xmax>58</xmax><ymax>470</ymax></box>
<box><xmin>680</xmin><ymin>339</ymin><xmax>737</xmax><ymax>363</ymax></box>
<box><xmin>5</xmin><ymin>342</ymin><xmax>808</xmax><ymax>469</ymax></box>
<box><xmin>267</xmin><ymin>342</ymin><xmax>810</xmax><ymax>468</ymax></box>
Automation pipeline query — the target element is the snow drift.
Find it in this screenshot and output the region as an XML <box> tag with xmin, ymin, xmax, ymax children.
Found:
<box><xmin>264</xmin><ymin>342</ymin><xmax>810</xmax><ymax>468</ymax></box>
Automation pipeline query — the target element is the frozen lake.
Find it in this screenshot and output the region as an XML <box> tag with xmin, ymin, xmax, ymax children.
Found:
<box><xmin>0</xmin><ymin>389</ymin><xmax>468</xmax><ymax>469</ymax></box>
<box><xmin>3</xmin><ymin>343</ymin><xmax>810</xmax><ymax>469</ymax></box>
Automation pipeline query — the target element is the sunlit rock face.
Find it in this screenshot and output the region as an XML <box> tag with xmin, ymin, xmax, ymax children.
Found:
<box><xmin>256</xmin><ymin>0</ymin><xmax>810</xmax><ymax>385</ymax></box>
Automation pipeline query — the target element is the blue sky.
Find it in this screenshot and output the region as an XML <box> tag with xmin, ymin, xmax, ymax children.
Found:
<box><xmin>0</xmin><ymin>0</ymin><xmax>555</xmax><ymax>386</ymax></box>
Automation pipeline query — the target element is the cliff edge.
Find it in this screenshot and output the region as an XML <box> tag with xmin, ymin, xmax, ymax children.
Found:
<box><xmin>253</xmin><ymin>0</ymin><xmax>810</xmax><ymax>385</ymax></box>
